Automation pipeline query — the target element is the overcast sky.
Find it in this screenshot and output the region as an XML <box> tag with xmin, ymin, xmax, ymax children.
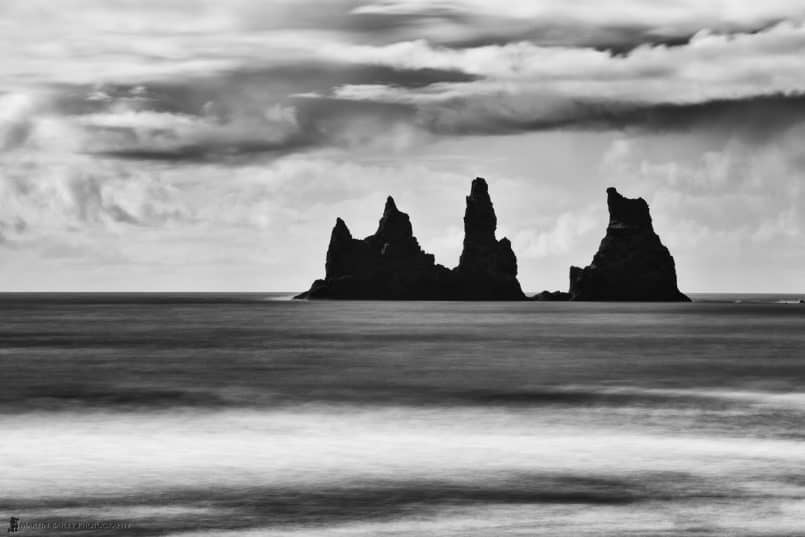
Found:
<box><xmin>1</xmin><ymin>0</ymin><xmax>803</xmax><ymax>292</ymax></box>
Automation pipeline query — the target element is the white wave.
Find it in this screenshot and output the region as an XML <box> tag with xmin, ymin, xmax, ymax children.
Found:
<box><xmin>2</xmin><ymin>405</ymin><xmax>805</xmax><ymax>500</ymax></box>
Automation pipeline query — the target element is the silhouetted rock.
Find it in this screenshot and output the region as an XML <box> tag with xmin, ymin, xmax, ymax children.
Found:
<box><xmin>296</xmin><ymin>197</ymin><xmax>452</xmax><ymax>299</ymax></box>
<box><xmin>569</xmin><ymin>188</ymin><xmax>690</xmax><ymax>302</ymax></box>
<box><xmin>450</xmin><ymin>178</ymin><xmax>525</xmax><ymax>300</ymax></box>
<box><xmin>297</xmin><ymin>178</ymin><xmax>526</xmax><ymax>300</ymax></box>
<box><xmin>532</xmin><ymin>290</ymin><xmax>571</xmax><ymax>301</ymax></box>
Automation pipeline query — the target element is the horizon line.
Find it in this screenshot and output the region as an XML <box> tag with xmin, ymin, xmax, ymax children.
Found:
<box><xmin>0</xmin><ymin>290</ymin><xmax>803</xmax><ymax>296</ymax></box>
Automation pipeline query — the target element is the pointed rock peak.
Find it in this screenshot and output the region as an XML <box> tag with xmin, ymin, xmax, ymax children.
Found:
<box><xmin>606</xmin><ymin>187</ymin><xmax>652</xmax><ymax>230</ymax></box>
<box><xmin>331</xmin><ymin>217</ymin><xmax>352</xmax><ymax>241</ymax></box>
<box><xmin>383</xmin><ymin>196</ymin><xmax>399</xmax><ymax>216</ymax></box>
<box><xmin>464</xmin><ymin>177</ymin><xmax>497</xmax><ymax>240</ymax></box>
<box><xmin>324</xmin><ymin>217</ymin><xmax>358</xmax><ymax>281</ymax></box>
<box><xmin>376</xmin><ymin>195</ymin><xmax>412</xmax><ymax>242</ymax></box>
<box><xmin>469</xmin><ymin>177</ymin><xmax>490</xmax><ymax>200</ymax></box>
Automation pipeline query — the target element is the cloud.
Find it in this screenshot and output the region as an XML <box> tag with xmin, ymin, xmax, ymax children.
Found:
<box><xmin>2</xmin><ymin>0</ymin><xmax>805</xmax><ymax>291</ymax></box>
<box><xmin>514</xmin><ymin>207</ymin><xmax>600</xmax><ymax>260</ymax></box>
<box><xmin>79</xmin><ymin>105</ymin><xmax>304</xmax><ymax>161</ymax></box>
<box><xmin>3</xmin><ymin>61</ymin><xmax>476</xmax><ymax>162</ymax></box>
<box><xmin>6</xmin><ymin>3</ymin><xmax>805</xmax><ymax>150</ymax></box>
<box><xmin>354</xmin><ymin>1</ymin><xmax>805</xmax><ymax>32</ymax></box>
<box><xmin>319</xmin><ymin>22</ymin><xmax>805</xmax><ymax>135</ymax></box>
<box><xmin>345</xmin><ymin>0</ymin><xmax>805</xmax><ymax>55</ymax></box>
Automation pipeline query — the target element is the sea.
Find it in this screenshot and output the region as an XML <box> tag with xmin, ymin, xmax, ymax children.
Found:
<box><xmin>1</xmin><ymin>293</ymin><xmax>805</xmax><ymax>537</ymax></box>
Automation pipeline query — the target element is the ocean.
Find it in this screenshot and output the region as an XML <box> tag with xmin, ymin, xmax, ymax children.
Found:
<box><xmin>1</xmin><ymin>293</ymin><xmax>805</xmax><ymax>536</ymax></box>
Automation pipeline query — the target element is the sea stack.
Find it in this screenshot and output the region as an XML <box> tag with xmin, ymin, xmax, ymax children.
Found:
<box><xmin>451</xmin><ymin>178</ymin><xmax>525</xmax><ymax>300</ymax></box>
<box><xmin>295</xmin><ymin>196</ymin><xmax>451</xmax><ymax>299</ymax></box>
<box><xmin>296</xmin><ymin>177</ymin><xmax>526</xmax><ymax>300</ymax></box>
<box><xmin>568</xmin><ymin>187</ymin><xmax>690</xmax><ymax>302</ymax></box>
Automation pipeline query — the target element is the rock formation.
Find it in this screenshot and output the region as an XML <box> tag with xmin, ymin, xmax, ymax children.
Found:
<box><xmin>296</xmin><ymin>178</ymin><xmax>526</xmax><ymax>300</ymax></box>
<box><xmin>451</xmin><ymin>178</ymin><xmax>525</xmax><ymax>300</ymax></box>
<box><xmin>568</xmin><ymin>187</ymin><xmax>690</xmax><ymax>302</ymax></box>
<box><xmin>296</xmin><ymin>197</ymin><xmax>452</xmax><ymax>299</ymax></box>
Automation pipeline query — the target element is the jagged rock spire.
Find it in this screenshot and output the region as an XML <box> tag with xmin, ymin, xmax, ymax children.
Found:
<box><xmin>332</xmin><ymin>217</ymin><xmax>351</xmax><ymax>241</ymax></box>
<box><xmin>325</xmin><ymin>218</ymin><xmax>357</xmax><ymax>279</ymax></box>
<box><xmin>455</xmin><ymin>177</ymin><xmax>524</xmax><ymax>300</ymax></box>
<box><xmin>463</xmin><ymin>177</ymin><xmax>497</xmax><ymax>245</ymax></box>
<box><xmin>375</xmin><ymin>195</ymin><xmax>413</xmax><ymax>244</ymax></box>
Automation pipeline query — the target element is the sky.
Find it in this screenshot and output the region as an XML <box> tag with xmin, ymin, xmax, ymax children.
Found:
<box><xmin>0</xmin><ymin>0</ymin><xmax>803</xmax><ymax>293</ymax></box>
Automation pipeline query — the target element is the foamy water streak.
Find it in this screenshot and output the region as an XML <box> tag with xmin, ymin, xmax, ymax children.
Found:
<box><xmin>4</xmin><ymin>398</ymin><xmax>805</xmax><ymax>510</ymax></box>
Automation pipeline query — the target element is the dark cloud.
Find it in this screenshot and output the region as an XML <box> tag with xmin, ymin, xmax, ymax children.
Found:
<box><xmin>88</xmin><ymin>139</ymin><xmax>313</xmax><ymax>163</ymax></box>
<box><xmin>139</xmin><ymin>64</ymin><xmax>477</xmax><ymax>117</ymax></box>
<box><xmin>436</xmin><ymin>22</ymin><xmax>695</xmax><ymax>51</ymax></box>
<box><xmin>48</xmin><ymin>63</ymin><xmax>476</xmax><ymax>117</ymax></box>
<box><xmin>601</xmin><ymin>20</ymin><xmax>789</xmax><ymax>56</ymax></box>
<box><xmin>596</xmin><ymin>93</ymin><xmax>805</xmax><ymax>138</ymax></box>
<box><xmin>295</xmin><ymin>96</ymin><xmax>414</xmax><ymax>131</ymax></box>
<box><xmin>43</xmin><ymin>64</ymin><xmax>471</xmax><ymax>162</ymax></box>
<box><xmin>340</xmin><ymin>7</ymin><xmax>473</xmax><ymax>40</ymax></box>
<box><xmin>81</xmin><ymin>98</ymin><xmax>418</xmax><ymax>163</ymax></box>
<box><xmin>62</xmin><ymin>88</ymin><xmax>805</xmax><ymax>161</ymax></box>
<box><xmin>414</xmin><ymin>92</ymin><xmax>805</xmax><ymax>140</ymax></box>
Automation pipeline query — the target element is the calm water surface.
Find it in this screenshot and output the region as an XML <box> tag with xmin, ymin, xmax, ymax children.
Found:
<box><xmin>1</xmin><ymin>293</ymin><xmax>804</xmax><ymax>536</ymax></box>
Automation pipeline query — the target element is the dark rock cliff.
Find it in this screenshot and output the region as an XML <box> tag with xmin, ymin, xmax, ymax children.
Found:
<box><xmin>568</xmin><ymin>187</ymin><xmax>690</xmax><ymax>302</ymax></box>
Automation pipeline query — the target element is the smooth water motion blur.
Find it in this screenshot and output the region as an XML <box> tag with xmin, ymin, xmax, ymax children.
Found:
<box><xmin>1</xmin><ymin>294</ymin><xmax>805</xmax><ymax>536</ymax></box>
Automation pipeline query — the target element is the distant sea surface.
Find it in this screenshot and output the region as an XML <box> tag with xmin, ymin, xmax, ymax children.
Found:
<box><xmin>2</xmin><ymin>293</ymin><xmax>805</xmax><ymax>536</ymax></box>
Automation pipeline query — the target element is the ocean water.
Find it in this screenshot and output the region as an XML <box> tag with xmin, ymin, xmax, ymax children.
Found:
<box><xmin>1</xmin><ymin>293</ymin><xmax>805</xmax><ymax>536</ymax></box>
